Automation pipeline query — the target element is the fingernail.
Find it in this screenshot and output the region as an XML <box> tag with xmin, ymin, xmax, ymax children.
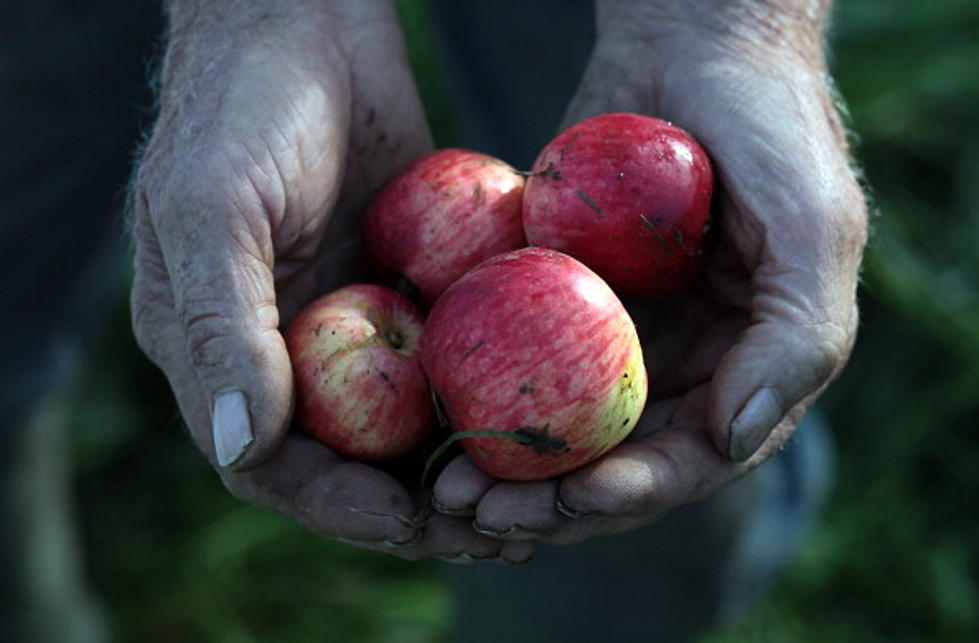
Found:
<box><xmin>213</xmin><ymin>390</ymin><xmax>254</xmax><ymax>467</ymax></box>
<box><xmin>439</xmin><ymin>552</ymin><xmax>476</xmax><ymax>565</ymax></box>
<box><xmin>382</xmin><ymin>531</ymin><xmax>422</xmax><ymax>548</ymax></box>
<box><xmin>431</xmin><ymin>498</ymin><xmax>475</xmax><ymax>517</ymax></box>
<box><xmin>555</xmin><ymin>496</ymin><xmax>597</xmax><ymax>519</ymax></box>
<box><xmin>472</xmin><ymin>522</ymin><xmax>540</xmax><ymax>540</ymax></box>
<box><xmin>729</xmin><ymin>387</ymin><xmax>782</xmax><ymax>461</ymax></box>
<box><xmin>472</xmin><ymin>521</ymin><xmax>518</xmax><ymax>539</ymax></box>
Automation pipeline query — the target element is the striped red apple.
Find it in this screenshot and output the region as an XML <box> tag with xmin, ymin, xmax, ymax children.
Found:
<box><xmin>421</xmin><ymin>248</ymin><xmax>648</xmax><ymax>481</ymax></box>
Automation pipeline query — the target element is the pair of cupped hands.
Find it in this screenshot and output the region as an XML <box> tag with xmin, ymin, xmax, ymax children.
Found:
<box><xmin>131</xmin><ymin>0</ymin><xmax>867</xmax><ymax>564</ymax></box>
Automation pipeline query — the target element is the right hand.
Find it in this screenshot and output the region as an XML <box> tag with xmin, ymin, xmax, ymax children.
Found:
<box><xmin>129</xmin><ymin>0</ymin><xmax>534</xmax><ymax>565</ymax></box>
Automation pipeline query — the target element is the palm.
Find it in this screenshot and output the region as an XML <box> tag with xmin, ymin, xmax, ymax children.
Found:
<box><xmin>258</xmin><ymin>62</ymin><xmax>434</xmax><ymax>327</ymax></box>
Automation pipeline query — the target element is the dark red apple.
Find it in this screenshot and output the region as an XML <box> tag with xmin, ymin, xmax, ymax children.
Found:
<box><xmin>522</xmin><ymin>113</ymin><xmax>713</xmax><ymax>299</ymax></box>
<box><xmin>363</xmin><ymin>148</ymin><xmax>526</xmax><ymax>308</ymax></box>
<box><xmin>421</xmin><ymin>247</ymin><xmax>648</xmax><ymax>481</ymax></box>
<box><xmin>284</xmin><ymin>284</ymin><xmax>433</xmax><ymax>461</ymax></box>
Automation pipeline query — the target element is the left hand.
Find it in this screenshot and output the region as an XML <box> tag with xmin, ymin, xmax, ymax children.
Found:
<box><xmin>428</xmin><ymin>0</ymin><xmax>868</xmax><ymax>545</ymax></box>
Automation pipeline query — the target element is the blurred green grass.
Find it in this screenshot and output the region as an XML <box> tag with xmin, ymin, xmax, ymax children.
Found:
<box><xmin>69</xmin><ymin>0</ymin><xmax>979</xmax><ymax>641</ymax></box>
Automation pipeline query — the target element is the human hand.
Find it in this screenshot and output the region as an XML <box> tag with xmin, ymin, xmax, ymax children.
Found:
<box><xmin>430</xmin><ymin>0</ymin><xmax>868</xmax><ymax>545</ymax></box>
<box><xmin>129</xmin><ymin>0</ymin><xmax>533</xmax><ymax>564</ymax></box>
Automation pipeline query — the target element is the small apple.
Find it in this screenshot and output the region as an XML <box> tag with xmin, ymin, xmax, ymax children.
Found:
<box><xmin>363</xmin><ymin>148</ymin><xmax>526</xmax><ymax>308</ymax></box>
<box><xmin>421</xmin><ymin>247</ymin><xmax>648</xmax><ymax>481</ymax></box>
<box><xmin>284</xmin><ymin>284</ymin><xmax>433</xmax><ymax>461</ymax></box>
<box><xmin>522</xmin><ymin>112</ymin><xmax>713</xmax><ymax>299</ymax></box>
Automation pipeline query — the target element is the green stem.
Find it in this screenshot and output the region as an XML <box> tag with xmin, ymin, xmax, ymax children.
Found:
<box><xmin>421</xmin><ymin>429</ymin><xmax>532</xmax><ymax>488</ymax></box>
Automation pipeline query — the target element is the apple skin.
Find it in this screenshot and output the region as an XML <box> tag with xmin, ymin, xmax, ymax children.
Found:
<box><xmin>421</xmin><ymin>247</ymin><xmax>648</xmax><ymax>481</ymax></box>
<box><xmin>284</xmin><ymin>284</ymin><xmax>433</xmax><ymax>461</ymax></box>
<box><xmin>363</xmin><ymin>148</ymin><xmax>526</xmax><ymax>308</ymax></box>
<box><xmin>522</xmin><ymin>112</ymin><xmax>713</xmax><ymax>300</ymax></box>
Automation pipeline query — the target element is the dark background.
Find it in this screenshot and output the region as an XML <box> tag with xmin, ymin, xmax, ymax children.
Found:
<box><xmin>50</xmin><ymin>0</ymin><xmax>979</xmax><ymax>641</ymax></box>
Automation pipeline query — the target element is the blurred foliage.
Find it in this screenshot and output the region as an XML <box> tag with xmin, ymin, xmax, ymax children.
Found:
<box><xmin>68</xmin><ymin>0</ymin><xmax>978</xmax><ymax>641</ymax></box>
<box><xmin>71</xmin><ymin>311</ymin><xmax>449</xmax><ymax>643</ymax></box>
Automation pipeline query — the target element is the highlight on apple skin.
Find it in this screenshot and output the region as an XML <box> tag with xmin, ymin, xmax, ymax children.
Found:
<box><xmin>284</xmin><ymin>283</ymin><xmax>433</xmax><ymax>461</ymax></box>
<box><xmin>421</xmin><ymin>247</ymin><xmax>648</xmax><ymax>481</ymax></box>
<box><xmin>523</xmin><ymin>112</ymin><xmax>713</xmax><ymax>300</ymax></box>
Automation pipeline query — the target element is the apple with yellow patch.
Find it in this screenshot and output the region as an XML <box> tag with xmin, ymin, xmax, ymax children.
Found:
<box><xmin>421</xmin><ymin>248</ymin><xmax>648</xmax><ymax>481</ymax></box>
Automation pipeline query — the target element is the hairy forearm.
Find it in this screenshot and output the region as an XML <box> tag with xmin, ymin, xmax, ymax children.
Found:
<box><xmin>596</xmin><ymin>0</ymin><xmax>832</xmax><ymax>64</ymax></box>
<box><xmin>159</xmin><ymin>0</ymin><xmax>401</xmax><ymax>80</ymax></box>
<box><xmin>152</xmin><ymin>0</ymin><xmax>406</xmax><ymax>133</ymax></box>
<box><xmin>162</xmin><ymin>0</ymin><xmax>397</xmax><ymax>35</ymax></box>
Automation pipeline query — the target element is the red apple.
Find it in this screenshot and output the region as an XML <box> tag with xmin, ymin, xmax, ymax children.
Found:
<box><xmin>522</xmin><ymin>113</ymin><xmax>713</xmax><ymax>299</ymax></box>
<box><xmin>421</xmin><ymin>247</ymin><xmax>648</xmax><ymax>481</ymax></box>
<box><xmin>284</xmin><ymin>284</ymin><xmax>433</xmax><ymax>461</ymax></box>
<box><xmin>363</xmin><ymin>148</ymin><xmax>526</xmax><ymax>308</ymax></box>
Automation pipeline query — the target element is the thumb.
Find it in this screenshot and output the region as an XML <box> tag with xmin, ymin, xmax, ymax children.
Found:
<box><xmin>148</xmin><ymin>179</ymin><xmax>295</xmax><ymax>471</ymax></box>
<box><xmin>708</xmin><ymin>308</ymin><xmax>852</xmax><ymax>463</ymax></box>
<box><xmin>707</xmin><ymin>180</ymin><xmax>866</xmax><ymax>462</ymax></box>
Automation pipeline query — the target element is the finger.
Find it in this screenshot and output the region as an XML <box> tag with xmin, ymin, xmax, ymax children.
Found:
<box><xmin>406</xmin><ymin>513</ymin><xmax>513</xmax><ymax>564</ymax></box>
<box><xmin>472</xmin><ymin>480</ymin><xmax>565</xmax><ymax>541</ymax></box>
<box><xmin>222</xmin><ymin>435</ymin><xmax>422</xmax><ymax>546</ymax></box>
<box><xmin>148</xmin><ymin>171</ymin><xmax>300</xmax><ymax>471</ymax></box>
<box><xmin>380</xmin><ymin>512</ymin><xmax>537</xmax><ymax>565</ymax></box>
<box><xmin>431</xmin><ymin>454</ymin><xmax>496</xmax><ymax>516</ymax></box>
<box><xmin>499</xmin><ymin>541</ymin><xmax>537</xmax><ymax>565</ymax></box>
<box><xmin>557</xmin><ymin>387</ymin><xmax>747</xmax><ymax>519</ymax></box>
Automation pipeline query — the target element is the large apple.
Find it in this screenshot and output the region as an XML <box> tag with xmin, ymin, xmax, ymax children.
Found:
<box><xmin>522</xmin><ymin>112</ymin><xmax>713</xmax><ymax>300</ymax></box>
<box><xmin>284</xmin><ymin>283</ymin><xmax>433</xmax><ymax>461</ymax></box>
<box><xmin>363</xmin><ymin>148</ymin><xmax>526</xmax><ymax>308</ymax></box>
<box><xmin>421</xmin><ymin>247</ymin><xmax>648</xmax><ymax>481</ymax></box>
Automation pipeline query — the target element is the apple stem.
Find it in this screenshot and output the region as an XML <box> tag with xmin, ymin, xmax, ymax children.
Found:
<box><xmin>421</xmin><ymin>429</ymin><xmax>534</xmax><ymax>488</ymax></box>
<box><xmin>385</xmin><ymin>329</ymin><xmax>405</xmax><ymax>349</ymax></box>
<box><xmin>512</xmin><ymin>162</ymin><xmax>562</xmax><ymax>180</ymax></box>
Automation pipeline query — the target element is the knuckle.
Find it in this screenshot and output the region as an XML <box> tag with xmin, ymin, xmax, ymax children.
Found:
<box><xmin>817</xmin><ymin>178</ymin><xmax>870</xmax><ymax>260</ymax></box>
<box><xmin>810</xmin><ymin>317</ymin><xmax>856</xmax><ymax>378</ymax></box>
<box><xmin>182</xmin><ymin>304</ymin><xmax>238</xmax><ymax>370</ymax></box>
<box><xmin>783</xmin><ymin>320</ymin><xmax>851</xmax><ymax>396</ymax></box>
<box><xmin>811</xmin><ymin>327</ymin><xmax>845</xmax><ymax>377</ymax></box>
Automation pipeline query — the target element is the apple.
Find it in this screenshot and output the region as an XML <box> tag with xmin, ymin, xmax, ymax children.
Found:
<box><xmin>284</xmin><ymin>283</ymin><xmax>433</xmax><ymax>461</ymax></box>
<box><xmin>522</xmin><ymin>112</ymin><xmax>713</xmax><ymax>300</ymax></box>
<box><xmin>363</xmin><ymin>148</ymin><xmax>527</xmax><ymax>308</ymax></box>
<box><xmin>421</xmin><ymin>247</ymin><xmax>648</xmax><ymax>481</ymax></box>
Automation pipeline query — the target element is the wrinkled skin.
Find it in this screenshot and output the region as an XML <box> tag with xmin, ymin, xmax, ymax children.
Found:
<box><xmin>432</xmin><ymin>0</ymin><xmax>868</xmax><ymax>544</ymax></box>
<box><xmin>130</xmin><ymin>0</ymin><xmax>866</xmax><ymax>559</ymax></box>
<box><xmin>130</xmin><ymin>0</ymin><xmax>532</xmax><ymax>563</ymax></box>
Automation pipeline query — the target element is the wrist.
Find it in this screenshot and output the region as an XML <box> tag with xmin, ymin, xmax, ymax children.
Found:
<box><xmin>595</xmin><ymin>0</ymin><xmax>831</xmax><ymax>68</ymax></box>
